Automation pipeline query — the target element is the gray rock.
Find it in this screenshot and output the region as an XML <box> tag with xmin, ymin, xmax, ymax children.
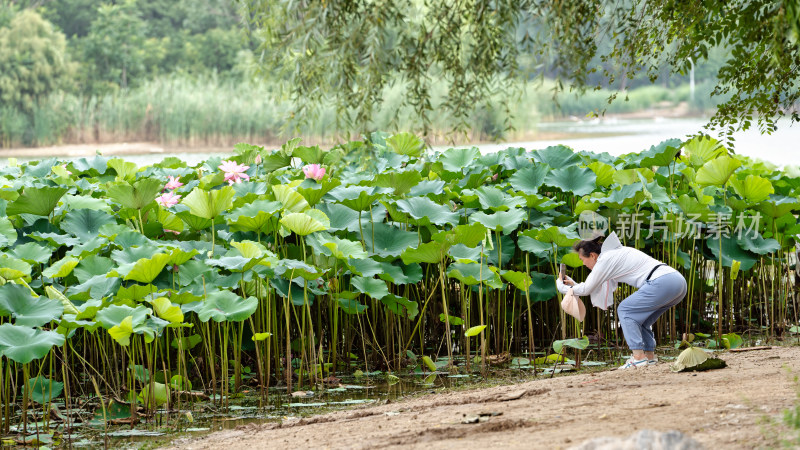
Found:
<box><xmin>568</xmin><ymin>429</ymin><xmax>703</xmax><ymax>450</ymax></box>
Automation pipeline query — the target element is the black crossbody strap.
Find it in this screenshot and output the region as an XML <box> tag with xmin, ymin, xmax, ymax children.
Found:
<box><xmin>646</xmin><ymin>263</ymin><xmax>667</xmax><ymax>281</ymax></box>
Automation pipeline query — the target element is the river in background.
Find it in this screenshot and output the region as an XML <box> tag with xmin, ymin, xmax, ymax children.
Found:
<box><xmin>3</xmin><ymin>117</ymin><xmax>800</xmax><ymax>168</ymax></box>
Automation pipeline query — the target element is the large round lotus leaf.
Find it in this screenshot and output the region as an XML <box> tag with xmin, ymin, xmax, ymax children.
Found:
<box><xmin>386</xmin><ymin>132</ymin><xmax>424</xmax><ymax>157</ymax></box>
<box><xmin>0</xmin><ymin>255</ymin><xmax>31</xmax><ymax>281</ymax></box>
<box><xmin>696</xmin><ymin>155</ymin><xmax>741</xmax><ymax>187</ymax></box>
<box><xmin>501</xmin><ymin>270</ymin><xmax>532</xmax><ymax>290</ymax></box>
<box><xmin>106</xmin><ymin>178</ymin><xmax>162</xmax><ymax>210</ymax></box>
<box><xmin>380</xmin><ymin>294</ymin><xmax>418</xmax><ymax>319</ymax></box>
<box><xmin>208</xmin><ymin>255</ymin><xmax>260</xmax><ymax>272</ymax></box>
<box><xmin>346</xmin><ymin>257</ymin><xmax>384</xmax><ymax>277</ymax></box>
<box><xmin>350</xmin><ymin>276</ymin><xmax>389</xmax><ymax>299</ymax></box>
<box><xmin>296</xmin><ymin>178</ymin><xmax>340</xmax><ymax>207</ymax></box>
<box><xmin>377</xmin><ymin>262</ymin><xmax>422</xmax><ymax>285</ymax></box>
<box><xmin>527</xmin><ymin>271</ymin><xmax>558</xmax><ymax>303</ymax></box>
<box><xmin>337</xmin><ymin>296</ymin><xmax>367</xmax><ymax>314</ymax></box>
<box><xmin>508</xmin><ymin>165</ymin><xmax>549</xmax><ymax>195</ymax></box>
<box><xmin>470</xmin><ymin>208</ymin><xmax>527</xmax><ymax>234</ymax></box>
<box><xmin>280</xmin><ymin>212</ymin><xmax>328</xmax><ymax>236</ymax></box>
<box><xmin>730</xmin><ymin>174</ymin><xmax>774</xmax><ymax>204</ymax></box>
<box><xmin>61</xmin><ymin>209</ymin><xmax>116</xmax><ymax>240</ymax></box>
<box><xmin>73</xmin><ymin>255</ymin><xmax>115</xmax><ymax>284</ymax></box>
<box><xmin>108</xmin><ymin>315</ymin><xmax>135</xmax><ymax>346</ymax></box>
<box><xmin>475</xmin><ymin>187</ymin><xmax>526</xmax><ymax>211</ymax></box>
<box><xmin>408</xmin><ymin>180</ymin><xmax>447</xmax><ymax>197</ymax></box>
<box><xmin>395</xmin><ymin>197</ymin><xmax>460</xmax><ymax>226</ymax></box>
<box><xmin>111</xmin><ymin>245</ymin><xmax>160</xmax><ymax>266</ymax></box>
<box><xmin>673</xmin><ymin>194</ymin><xmax>714</xmax><ymax>222</ymax></box>
<box><xmin>328</xmin><ymin>186</ymin><xmax>389</xmax><ymax>212</ymax></box>
<box><xmin>373</xmin><ymin>170</ymin><xmax>422</xmax><ymax>196</ymax></box>
<box><xmin>6</xmin><ymin>186</ymin><xmax>68</xmax><ymax>216</ymax></box>
<box><xmin>671</xmin><ymin>346</ymin><xmax>709</xmax><ymax>372</ymax></box>
<box><xmin>738</xmin><ymin>234</ymin><xmax>780</xmax><ymax>255</ymax></box>
<box><xmin>587</xmin><ymin>161</ymin><xmax>615</xmax><ymax>187</ymax></box>
<box><xmin>182</xmin><ymin>185</ymin><xmax>235</xmax><ymax>219</ymax></box>
<box><xmin>544</xmin><ymin>166</ymin><xmax>596</xmax><ymax>196</ymax></box>
<box><xmin>197</xmin><ymin>290</ymin><xmax>258</xmax><ymax>322</ymax></box>
<box><xmin>0</xmin><ymin>217</ymin><xmax>16</xmax><ymax>247</ymax></box>
<box><xmin>229</xmin><ymin>241</ymin><xmax>266</xmax><ymax>260</ymax></box>
<box><xmin>279</xmin><ymin>259</ymin><xmax>325</xmax><ymax>280</ymax></box>
<box><xmin>707</xmin><ymin>237</ymin><xmax>757</xmax><ymax>270</ymax></box>
<box><xmin>43</xmin><ymin>256</ymin><xmax>79</xmax><ymax>279</ymax></box>
<box><xmin>124</xmin><ymin>253</ymin><xmax>171</xmax><ymax>284</ymax></box>
<box><xmin>9</xmin><ymin>242</ymin><xmax>52</xmax><ymax>265</ymax></box>
<box><xmin>637</xmin><ymin>139</ymin><xmax>682</xmax><ymax>167</ymax></box>
<box><xmin>431</xmin><ymin>223</ymin><xmax>487</xmax><ymax>248</ymax></box>
<box><xmin>226</xmin><ymin>199</ymin><xmax>282</xmax><ymax>233</ymax></box>
<box><xmin>359</xmin><ymin>222</ymin><xmax>419</xmax><ymax>258</ymax></box>
<box><xmin>447</xmin><ymin>262</ymin><xmax>501</xmax><ymax>286</ymax></box>
<box><xmin>315</xmin><ymin>202</ymin><xmax>360</xmax><ymax>232</ymax></box>
<box><xmin>44</xmin><ymin>286</ymin><xmax>79</xmax><ymax>316</ymax></box>
<box><xmin>149</xmin><ymin>297</ymin><xmax>183</xmax><ymax>324</ymax></box>
<box><xmin>401</xmin><ymin>241</ymin><xmax>446</xmax><ymax>264</ymax></box>
<box><xmin>24</xmin><ymin>375</ymin><xmax>64</xmax><ymax>405</ymax></box>
<box><xmin>612</xmin><ymin>168</ymin><xmax>654</xmax><ymax>186</ymax></box>
<box><xmin>486</xmin><ymin>234</ymin><xmax>515</xmax><ymax>267</ymax></box>
<box><xmin>321</xmin><ymin>235</ymin><xmax>367</xmax><ymax>260</ymax></box>
<box><xmin>518</xmin><ymin>232</ymin><xmax>553</xmax><ymax>257</ymax></box>
<box><xmin>756</xmin><ymin>195</ymin><xmax>800</xmax><ymax>218</ymax></box>
<box><xmin>292</xmin><ymin>145</ymin><xmax>324</xmax><ymax>164</ymax></box>
<box><xmin>535</xmin><ymin>226</ymin><xmax>579</xmax><ymax>247</ymax></box>
<box><xmin>438</xmin><ymin>147</ymin><xmax>480</xmax><ymax>173</ymax></box>
<box><xmin>531</xmin><ymin>145</ymin><xmax>581</xmax><ymax>168</ymax></box>
<box><xmin>0</xmin><ymin>284</ymin><xmax>63</xmax><ymax>327</ymax></box>
<box><xmin>682</xmin><ymin>135</ymin><xmax>725</xmax><ymax>167</ymax></box>
<box><xmin>96</xmin><ymin>304</ymin><xmax>150</xmax><ymax>329</ymax></box>
<box><xmin>448</xmin><ymin>244</ymin><xmax>482</xmax><ymax>262</ymax></box>
<box><xmin>0</xmin><ymin>324</ymin><xmax>65</xmax><ymax>364</ymax></box>
<box><xmin>553</xmin><ymin>336</ymin><xmax>589</xmax><ymax>354</ymax></box>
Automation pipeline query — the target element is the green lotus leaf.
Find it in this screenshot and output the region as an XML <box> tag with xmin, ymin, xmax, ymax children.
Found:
<box><xmin>0</xmin><ymin>324</ymin><xmax>65</xmax><ymax>364</ymax></box>
<box><xmin>729</xmin><ymin>175</ymin><xmax>774</xmax><ymax>204</ymax></box>
<box><xmin>373</xmin><ymin>170</ymin><xmax>422</xmax><ymax>196</ymax></box>
<box><xmin>107</xmin><ymin>158</ymin><xmax>139</xmax><ymax>181</ymax></box>
<box><xmin>176</xmin><ymin>210</ymin><xmax>214</xmax><ymax>231</ymax></box>
<box><xmin>587</xmin><ymin>161</ymin><xmax>615</xmax><ymax>187</ymax></box>
<box><xmin>138</xmin><ymin>381</ymin><xmax>170</xmax><ymax>407</ymax></box>
<box><xmin>330</xmin><ymin>186</ymin><xmax>390</xmax><ymax>212</ymax></box>
<box><xmin>156</xmin><ymin>208</ymin><xmax>184</xmax><ymax>233</ymax></box>
<box><xmin>350</xmin><ymin>276</ymin><xmax>389</xmax><ymax>300</ymax></box>
<box><xmin>260</xmin><ymin>152</ymin><xmax>292</xmax><ymax>173</ymax></box>
<box><xmin>226</xmin><ymin>199</ymin><xmax>281</xmax><ymax>233</ymax></box>
<box><xmin>280</xmin><ymin>212</ymin><xmax>328</xmax><ymax>236</ymax></box>
<box><xmin>431</xmin><ymin>223</ymin><xmax>487</xmax><ymax>248</ymax></box>
<box><xmin>562</xmin><ymin>252</ymin><xmax>583</xmax><ymax>268</ymax></box>
<box><xmin>501</xmin><ymin>270</ymin><xmax>533</xmax><ymax>290</ymax></box>
<box><xmin>531</xmin><ymin>145</ymin><xmax>580</xmax><ymax>168</ymax></box>
<box><xmin>208</xmin><ymin>255</ymin><xmax>260</xmax><ymax>273</ymax></box>
<box><xmin>0</xmin><ymin>284</ymin><xmax>63</xmax><ymax>327</ymax></box>
<box><xmin>401</xmin><ymin>241</ymin><xmax>447</xmax><ymax>264</ymax></box>
<box><xmin>544</xmin><ymin>166</ymin><xmax>596</xmax><ymax>196</ymax></box>
<box><xmin>448</xmin><ymin>243</ymin><xmax>482</xmax><ymax>262</ymax></box>
<box><xmin>279</xmin><ymin>259</ymin><xmax>325</xmax><ymax>280</ymax></box>
<box><xmin>315</xmin><ymin>202</ymin><xmax>360</xmax><ymax>232</ymax></box>
<box><xmin>475</xmin><ymin>187</ymin><xmax>526</xmax><ymax>211</ymax></box>
<box><xmin>182</xmin><ymin>185</ymin><xmax>235</xmax><ymax>219</ymax></box>
<box><xmin>6</xmin><ymin>186</ymin><xmax>68</xmax><ymax>217</ymax></box>
<box><xmin>171</xmin><ymin>334</ymin><xmax>202</xmax><ymax>350</ymax></box>
<box><xmin>508</xmin><ymin>165</ymin><xmax>549</xmax><ymax>194</ymax></box>
<box><xmin>377</xmin><ymin>262</ymin><xmax>423</xmax><ymax>285</ymax></box>
<box><xmin>0</xmin><ymin>217</ymin><xmax>16</xmax><ymax>248</ymax></box>
<box><xmin>107</xmin><ymin>178</ymin><xmax>162</xmax><ymax>211</ymax></box>
<box><xmin>321</xmin><ymin>235</ymin><xmax>367</xmax><ymax>260</ymax></box>
<box><xmin>61</xmin><ymin>209</ymin><xmax>116</xmax><ymax>241</ymax></box>
<box><xmin>111</xmin><ymin>244</ymin><xmax>159</xmax><ymax>266</ymax></box>
<box><xmin>528</xmin><ymin>271</ymin><xmax>558</xmax><ymax>303</ymax></box>
<box><xmin>43</xmin><ymin>256</ymin><xmax>80</xmax><ymax>279</ymax></box>
<box><xmin>380</xmin><ymin>294</ymin><xmax>418</xmax><ymax>319</ymax></box>
<box><xmin>197</xmin><ymin>290</ymin><xmax>258</xmax><ymax>322</ymax></box>
<box><xmin>438</xmin><ymin>147</ymin><xmax>480</xmax><ymax>173</ymax></box>
<box><xmin>337</xmin><ymin>296</ymin><xmax>367</xmax><ymax>314</ymax></box>
<box><xmin>124</xmin><ymin>253</ymin><xmax>171</xmax><ymax>284</ymax></box>
<box><xmin>518</xmin><ymin>231</ymin><xmax>554</xmax><ymax>257</ymax></box>
<box><xmin>756</xmin><ymin>196</ymin><xmax>800</xmax><ymax>218</ymax></box>
<box><xmin>109</xmin><ymin>315</ymin><xmax>134</xmax><ymax>346</ymax></box>
<box><xmin>149</xmin><ymin>297</ymin><xmax>183</xmax><ymax>324</ymax></box>
<box><xmin>447</xmin><ymin>262</ymin><xmax>500</xmax><ymax>286</ymax></box>
<box><xmin>70</xmin><ymin>155</ymin><xmax>110</xmax><ymax>174</ymax></box>
<box><xmin>535</xmin><ymin>226</ymin><xmax>579</xmax><ymax>247</ymax></box>
<box><xmin>553</xmin><ymin>336</ymin><xmax>589</xmax><ymax>354</ymax></box>
<box><xmin>682</xmin><ymin>135</ymin><xmax>725</xmax><ymax>167</ymax></box>
<box><xmin>360</xmin><ymin>222</ymin><xmax>419</xmax><ymax>258</ymax></box>
<box><xmin>269</xmin><ymin>278</ymin><xmax>307</xmax><ymax>306</ymax></box>
<box><xmin>386</xmin><ymin>132</ymin><xmax>424</xmax><ymax>158</ymax></box>
<box><xmin>674</xmin><ymin>194</ymin><xmax>714</xmax><ymax>222</ymax></box>
<box><xmin>696</xmin><ymin>155</ymin><xmax>741</xmax><ymax>187</ymax></box>
<box><xmin>293</xmin><ymin>145</ymin><xmax>324</xmax><ymax>164</ymax></box>
<box><xmin>8</xmin><ymin>242</ymin><xmax>51</xmax><ymax>265</ymax></box>
<box><xmin>96</xmin><ymin>304</ymin><xmax>149</xmax><ymax>329</ymax></box>
<box><xmin>409</xmin><ymin>179</ymin><xmax>447</xmax><ymax>197</ymax></box>
<box><xmin>440</xmin><ymin>313</ymin><xmax>463</xmax><ymax>326</ymax></box>
<box><xmin>347</xmin><ymin>257</ymin><xmax>383</xmax><ymax>277</ymax></box>
<box><xmin>470</xmin><ymin>208</ymin><xmax>527</xmax><ymax>235</ymax></box>
<box><xmin>0</xmin><ymin>255</ymin><xmax>32</xmax><ymax>281</ymax></box>
<box><xmin>638</xmin><ymin>139</ymin><xmax>682</xmax><ymax>167</ymax></box>
<box><xmin>612</xmin><ymin>168</ymin><xmax>654</xmax><ymax>186</ymax></box>
<box><xmin>296</xmin><ymin>178</ymin><xmax>341</xmax><ymax>206</ymax></box>
<box><xmin>465</xmin><ymin>325</ymin><xmax>487</xmax><ymax>337</ymax></box>
<box><xmin>166</xmin><ymin>247</ymin><xmax>198</xmax><ymax>266</ymax></box>
<box><xmin>61</xmin><ymin>194</ymin><xmax>113</xmax><ymax>213</ymax></box>
<box><xmin>73</xmin><ymin>275</ymin><xmax>121</xmax><ymax>301</ymax></box>
<box><xmin>721</xmin><ymin>332</ymin><xmax>743</xmax><ymax>349</ymax></box>
<box><xmin>24</xmin><ymin>375</ymin><xmax>64</xmax><ymax>405</ymax></box>
<box><xmin>707</xmin><ymin>237</ymin><xmax>757</xmax><ymax>271</ymax></box>
<box><xmin>273</xmin><ymin>185</ymin><xmax>310</xmax><ymax>213</ymax></box>
<box><xmin>395</xmin><ymin>197</ymin><xmax>460</xmax><ymax>226</ymax></box>
<box><xmin>738</xmin><ymin>234</ymin><xmax>780</xmax><ymax>255</ymax></box>
<box><xmin>230</xmin><ymin>240</ymin><xmax>266</xmax><ymax>260</ymax></box>
<box><xmin>639</xmin><ymin>175</ymin><xmax>671</xmax><ymax>207</ymax></box>
<box><xmin>44</xmin><ymin>286</ymin><xmax>79</xmax><ymax>316</ymax></box>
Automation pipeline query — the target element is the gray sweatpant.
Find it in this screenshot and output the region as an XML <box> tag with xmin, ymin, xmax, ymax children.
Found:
<box><xmin>617</xmin><ymin>271</ymin><xmax>687</xmax><ymax>352</ymax></box>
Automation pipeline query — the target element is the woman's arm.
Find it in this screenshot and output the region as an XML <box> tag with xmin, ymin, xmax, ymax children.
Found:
<box><xmin>559</xmin><ymin>256</ymin><xmax>616</xmax><ymax>297</ymax></box>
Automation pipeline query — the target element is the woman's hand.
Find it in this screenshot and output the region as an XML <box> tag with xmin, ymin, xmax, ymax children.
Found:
<box><xmin>562</xmin><ymin>278</ymin><xmax>575</xmax><ymax>286</ymax></box>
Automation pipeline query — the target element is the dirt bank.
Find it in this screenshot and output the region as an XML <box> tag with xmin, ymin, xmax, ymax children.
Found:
<box><xmin>165</xmin><ymin>346</ymin><xmax>800</xmax><ymax>450</ymax></box>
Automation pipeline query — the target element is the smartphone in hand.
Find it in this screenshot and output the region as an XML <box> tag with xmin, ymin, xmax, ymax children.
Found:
<box><xmin>559</xmin><ymin>263</ymin><xmax>565</xmax><ymax>281</ymax></box>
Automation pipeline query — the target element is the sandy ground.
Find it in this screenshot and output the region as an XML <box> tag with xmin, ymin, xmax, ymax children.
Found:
<box><xmin>164</xmin><ymin>346</ymin><xmax>800</xmax><ymax>450</ymax></box>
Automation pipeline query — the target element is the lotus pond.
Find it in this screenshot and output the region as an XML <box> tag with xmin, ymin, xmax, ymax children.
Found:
<box><xmin>0</xmin><ymin>132</ymin><xmax>797</xmax><ymax>446</ymax></box>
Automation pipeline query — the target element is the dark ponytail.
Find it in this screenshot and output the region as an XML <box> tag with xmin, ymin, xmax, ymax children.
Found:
<box><xmin>573</xmin><ymin>235</ymin><xmax>603</xmax><ymax>257</ymax></box>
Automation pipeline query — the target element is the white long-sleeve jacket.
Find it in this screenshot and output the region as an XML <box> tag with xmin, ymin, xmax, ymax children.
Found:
<box><xmin>556</xmin><ymin>232</ymin><xmax>676</xmax><ymax>310</ymax></box>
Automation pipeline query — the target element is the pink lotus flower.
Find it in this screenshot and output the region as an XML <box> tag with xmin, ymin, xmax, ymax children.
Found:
<box><xmin>164</xmin><ymin>229</ymin><xmax>181</xmax><ymax>236</ymax></box>
<box><xmin>302</xmin><ymin>164</ymin><xmax>326</xmax><ymax>181</ymax></box>
<box><xmin>254</xmin><ymin>154</ymin><xmax>262</xmax><ymax>164</ymax></box>
<box><xmin>219</xmin><ymin>160</ymin><xmax>250</xmax><ymax>185</ymax></box>
<box><xmin>60</xmin><ymin>164</ymin><xmax>72</xmax><ymax>175</ymax></box>
<box><xmin>165</xmin><ymin>176</ymin><xmax>183</xmax><ymax>190</ymax></box>
<box><xmin>156</xmin><ymin>192</ymin><xmax>181</xmax><ymax>207</ymax></box>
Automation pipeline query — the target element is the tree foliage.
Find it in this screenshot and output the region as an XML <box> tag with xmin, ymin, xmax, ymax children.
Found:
<box><xmin>0</xmin><ymin>9</ymin><xmax>73</xmax><ymax>111</ymax></box>
<box><xmin>243</xmin><ymin>0</ymin><xmax>800</xmax><ymax>137</ymax></box>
